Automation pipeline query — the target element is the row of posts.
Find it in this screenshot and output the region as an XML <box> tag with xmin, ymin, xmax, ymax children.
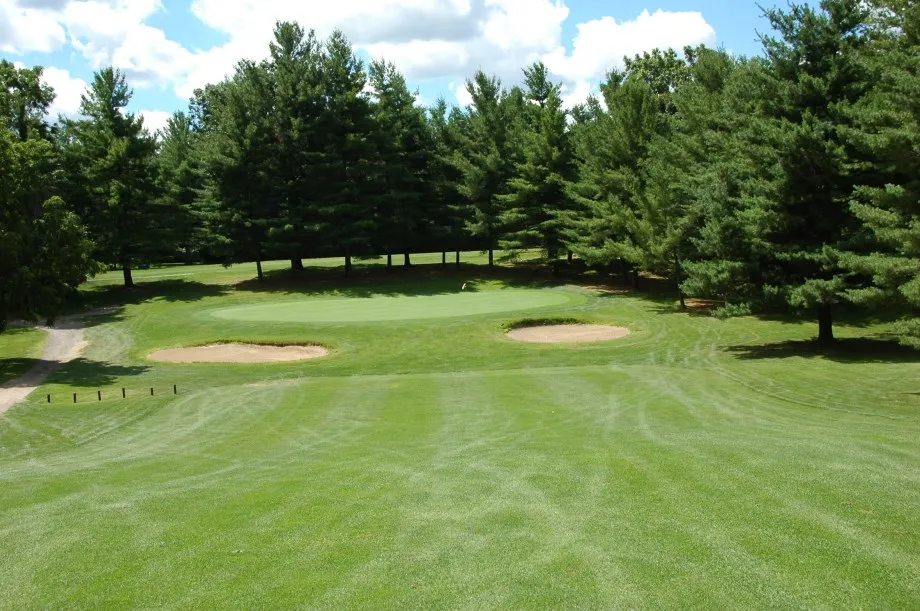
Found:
<box><xmin>47</xmin><ymin>385</ymin><xmax>178</xmax><ymax>404</ymax></box>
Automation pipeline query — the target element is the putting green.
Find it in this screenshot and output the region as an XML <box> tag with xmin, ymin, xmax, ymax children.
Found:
<box><xmin>211</xmin><ymin>289</ymin><xmax>581</xmax><ymax>323</ymax></box>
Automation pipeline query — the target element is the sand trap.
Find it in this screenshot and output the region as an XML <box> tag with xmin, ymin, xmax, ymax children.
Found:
<box><xmin>149</xmin><ymin>343</ymin><xmax>328</xmax><ymax>363</ymax></box>
<box><xmin>507</xmin><ymin>324</ymin><xmax>630</xmax><ymax>344</ymax></box>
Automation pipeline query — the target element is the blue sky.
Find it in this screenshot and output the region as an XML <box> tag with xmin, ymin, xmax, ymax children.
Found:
<box><xmin>0</xmin><ymin>0</ymin><xmax>776</xmax><ymax>132</ymax></box>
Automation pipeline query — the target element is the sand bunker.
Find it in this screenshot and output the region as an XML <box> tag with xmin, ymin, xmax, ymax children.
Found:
<box><xmin>507</xmin><ymin>324</ymin><xmax>630</xmax><ymax>344</ymax></box>
<box><xmin>149</xmin><ymin>343</ymin><xmax>329</xmax><ymax>363</ymax></box>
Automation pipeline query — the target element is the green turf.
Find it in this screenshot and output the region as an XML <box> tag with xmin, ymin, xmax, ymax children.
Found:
<box><xmin>0</xmin><ymin>327</ymin><xmax>47</xmax><ymax>385</ymax></box>
<box><xmin>0</xmin><ymin>258</ymin><xmax>918</xmax><ymax>608</ymax></box>
<box><xmin>210</xmin><ymin>289</ymin><xmax>581</xmax><ymax>323</ymax></box>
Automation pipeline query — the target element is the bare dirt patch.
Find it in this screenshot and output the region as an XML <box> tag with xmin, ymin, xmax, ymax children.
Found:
<box><xmin>149</xmin><ymin>343</ymin><xmax>329</xmax><ymax>364</ymax></box>
<box><xmin>506</xmin><ymin>324</ymin><xmax>630</xmax><ymax>344</ymax></box>
<box><xmin>0</xmin><ymin>318</ymin><xmax>88</xmax><ymax>414</ymax></box>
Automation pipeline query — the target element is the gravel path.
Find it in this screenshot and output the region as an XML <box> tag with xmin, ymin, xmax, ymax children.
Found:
<box><xmin>0</xmin><ymin>318</ymin><xmax>88</xmax><ymax>414</ymax></box>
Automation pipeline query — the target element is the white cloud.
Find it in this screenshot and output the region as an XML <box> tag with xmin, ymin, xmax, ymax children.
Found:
<box><xmin>559</xmin><ymin>79</ymin><xmax>592</xmax><ymax>109</ymax></box>
<box><xmin>0</xmin><ymin>1</ymin><xmax>66</xmax><ymax>53</ymax></box>
<box><xmin>137</xmin><ymin>109</ymin><xmax>171</xmax><ymax>135</ymax></box>
<box><xmin>1</xmin><ymin>0</ymin><xmax>188</xmax><ymax>91</ymax></box>
<box><xmin>2</xmin><ymin>0</ymin><xmax>719</xmax><ymax>113</ymax></box>
<box><xmin>542</xmin><ymin>10</ymin><xmax>716</xmax><ymax>82</ymax></box>
<box><xmin>41</xmin><ymin>66</ymin><xmax>87</xmax><ymax>117</ymax></box>
<box><xmin>449</xmin><ymin>81</ymin><xmax>473</xmax><ymax>107</ymax></box>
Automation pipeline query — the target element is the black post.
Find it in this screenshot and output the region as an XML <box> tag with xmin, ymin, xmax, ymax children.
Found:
<box><xmin>122</xmin><ymin>387</ymin><xmax>126</xmax><ymax>399</ymax></box>
<box><xmin>73</xmin><ymin>393</ymin><xmax>77</xmax><ymax>404</ymax></box>
<box><xmin>47</xmin><ymin>394</ymin><xmax>51</xmax><ymax>403</ymax></box>
<box><xmin>150</xmin><ymin>387</ymin><xmax>154</xmax><ymax>396</ymax></box>
<box><xmin>173</xmin><ymin>384</ymin><xmax>177</xmax><ymax>395</ymax></box>
<box><xmin>97</xmin><ymin>390</ymin><xmax>102</xmax><ymax>401</ymax></box>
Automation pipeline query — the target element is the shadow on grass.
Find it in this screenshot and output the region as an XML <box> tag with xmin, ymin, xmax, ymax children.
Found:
<box><xmin>65</xmin><ymin>280</ymin><xmax>231</xmax><ymax>323</ymax></box>
<box><xmin>725</xmin><ymin>337</ymin><xmax>920</xmax><ymax>364</ymax></box>
<box><xmin>0</xmin><ymin>358</ymin><xmax>152</xmax><ymax>389</ymax></box>
<box><xmin>232</xmin><ymin>262</ymin><xmax>566</xmax><ymax>298</ymax></box>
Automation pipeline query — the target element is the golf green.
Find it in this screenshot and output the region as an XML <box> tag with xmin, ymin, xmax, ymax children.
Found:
<box><xmin>210</xmin><ymin>289</ymin><xmax>581</xmax><ymax>323</ymax></box>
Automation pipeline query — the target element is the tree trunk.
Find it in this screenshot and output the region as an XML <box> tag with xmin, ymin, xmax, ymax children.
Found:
<box><xmin>621</xmin><ymin>260</ymin><xmax>629</xmax><ymax>286</ymax></box>
<box><xmin>404</xmin><ymin>252</ymin><xmax>411</xmax><ymax>268</ymax></box>
<box><xmin>567</xmin><ymin>250</ymin><xmax>573</xmax><ymax>264</ymax></box>
<box><xmin>442</xmin><ymin>251</ymin><xmax>447</xmax><ymax>269</ymax></box>
<box><xmin>633</xmin><ymin>270</ymin><xmax>640</xmax><ymax>290</ymax></box>
<box><xmin>387</xmin><ymin>253</ymin><xmax>392</xmax><ymax>272</ymax></box>
<box><xmin>818</xmin><ymin>304</ymin><xmax>834</xmax><ymax>344</ymax></box>
<box><xmin>123</xmin><ymin>263</ymin><xmax>134</xmax><ymax>288</ymax></box>
<box><xmin>256</xmin><ymin>259</ymin><xmax>264</xmax><ymax>282</ymax></box>
<box><xmin>552</xmin><ymin>259</ymin><xmax>560</xmax><ymax>277</ymax></box>
<box><xmin>455</xmin><ymin>250</ymin><xmax>461</xmax><ymax>269</ymax></box>
<box><xmin>291</xmin><ymin>257</ymin><xmax>303</xmax><ymax>271</ymax></box>
<box><xmin>676</xmin><ymin>253</ymin><xmax>686</xmax><ymax>310</ymax></box>
<box><xmin>488</xmin><ymin>248</ymin><xmax>494</xmax><ymax>270</ymax></box>
<box><xmin>345</xmin><ymin>249</ymin><xmax>352</xmax><ymax>276</ymax></box>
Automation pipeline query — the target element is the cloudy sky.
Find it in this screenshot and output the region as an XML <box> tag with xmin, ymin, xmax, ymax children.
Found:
<box><xmin>0</xmin><ymin>0</ymin><xmax>773</xmax><ymax>134</ymax></box>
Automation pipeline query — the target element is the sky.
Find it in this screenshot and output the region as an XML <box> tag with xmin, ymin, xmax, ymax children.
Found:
<box><xmin>0</xmin><ymin>0</ymin><xmax>776</xmax><ymax>134</ymax></box>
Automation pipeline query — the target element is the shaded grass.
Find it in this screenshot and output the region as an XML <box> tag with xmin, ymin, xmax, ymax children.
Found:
<box><xmin>0</xmin><ymin>328</ymin><xmax>47</xmax><ymax>385</ymax></box>
<box><xmin>0</xmin><ymin>259</ymin><xmax>918</xmax><ymax>608</ymax></box>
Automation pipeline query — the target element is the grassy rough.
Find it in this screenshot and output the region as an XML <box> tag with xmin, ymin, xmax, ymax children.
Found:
<box><xmin>0</xmin><ymin>327</ymin><xmax>47</xmax><ymax>385</ymax></box>
<box><xmin>0</xmin><ymin>255</ymin><xmax>918</xmax><ymax>609</ymax></box>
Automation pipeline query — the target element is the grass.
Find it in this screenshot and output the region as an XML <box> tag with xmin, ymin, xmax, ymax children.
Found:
<box><xmin>0</xmin><ymin>254</ymin><xmax>918</xmax><ymax>608</ymax></box>
<box><xmin>0</xmin><ymin>327</ymin><xmax>47</xmax><ymax>385</ymax></box>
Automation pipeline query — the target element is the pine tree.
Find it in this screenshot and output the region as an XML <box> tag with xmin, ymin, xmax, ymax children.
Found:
<box><xmin>368</xmin><ymin>60</ymin><xmax>433</xmax><ymax>269</ymax></box>
<box><xmin>315</xmin><ymin>30</ymin><xmax>376</xmax><ymax>275</ymax></box>
<box><xmin>428</xmin><ymin>99</ymin><xmax>468</xmax><ymax>268</ymax></box>
<box><xmin>639</xmin><ymin>49</ymin><xmax>738</xmax><ymax>307</ymax></box>
<box><xmin>266</xmin><ymin>21</ymin><xmax>324</xmax><ymax>270</ymax></box>
<box><xmin>842</xmin><ymin>0</ymin><xmax>920</xmax><ymax>346</ymax></box>
<box><xmin>567</xmin><ymin>73</ymin><xmax>661</xmax><ymax>283</ymax></box>
<box><xmin>199</xmin><ymin>62</ymin><xmax>277</xmax><ymax>281</ymax></box>
<box><xmin>62</xmin><ymin>68</ymin><xmax>160</xmax><ymax>287</ymax></box>
<box><xmin>454</xmin><ymin>71</ymin><xmax>514</xmax><ymax>269</ymax></box>
<box><xmin>498</xmin><ymin>62</ymin><xmax>574</xmax><ymax>274</ymax></box>
<box><xmin>157</xmin><ymin>111</ymin><xmax>209</xmax><ymax>262</ymax></box>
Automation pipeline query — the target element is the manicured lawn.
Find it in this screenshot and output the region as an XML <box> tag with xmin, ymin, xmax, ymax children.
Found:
<box><xmin>0</xmin><ymin>327</ymin><xmax>46</xmax><ymax>385</ymax></box>
<box><xmin>211</xmin><ymin>289</ymin><xmax>582</xmax><ymax>323</ymax></box>
<box><xmin>0</xmin><ymin>257</ymin><xmax>918</xmax><ymax>608</ymax></box>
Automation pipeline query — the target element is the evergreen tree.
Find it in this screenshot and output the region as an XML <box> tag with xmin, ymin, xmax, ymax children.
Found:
<box><xmin>62</xmin><ymin>68</ymin><xmax>160</xmax><ymax>287</ymax></box>
<box><xmin>842</xmin><ymin>0</ymin><xmax>920</xmax><ymax>345</ymax></box>
<box><xmin>753</xmin><ymin>0</ymin><xmax>873</xmax><ymax>342</ymax></box>
<box><xmin>199</xmin><ymin>63</ymin><xmax>277</xmax><ymax>281</ymax></box>
<box><xmin>266</xmin><ymin>21</ymin><xmax>324</xmax><ymax>270</ymax></box>
<box><xmin>157</xmin><ymin>111</ymin><xmax>210</xmax><ymax>262</ymax></box>
<box><xmin>639</xmin><ymin>49</ymin><xmax>738</xmax><ymax>307</ymax></box>
<box><xmin>315</xmin><ymin>30</ymin><xmax>376</xmax><ymax>275</ymax></box>
<box><xmin>428</xmin><ymin>99</ymin><xmax>469</xmax><ymax>268</ymax></box>
<box><xmin>567</xmin><ymin>73</ymin><xmax>661</xmax><ymax>284</ymax></box>
<box><xmin>368</xmin><ymin>59</ymin><xmax>433</xmax><ymax>268</ymax></box>
<box><xmin>454</xmin><ymin>71</ymin><xmax>513</xmax><ymax>269</ymax></box>
<box><xmin>498</xmin><ymin>62</ymin><xmax>574</xmax><ymax>274</ymax></box>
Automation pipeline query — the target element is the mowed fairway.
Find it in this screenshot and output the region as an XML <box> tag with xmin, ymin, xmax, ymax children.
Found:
<box><xmin>0</xmin><ymin>259</ymin><xmax>918</xmax><ymax>608</ymax></box>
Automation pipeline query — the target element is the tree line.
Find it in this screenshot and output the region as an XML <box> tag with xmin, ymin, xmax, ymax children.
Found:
<box><xmin>0</xmin><ymin>0</ymin><xmax>917</xmax><ymax>345</ymax></box>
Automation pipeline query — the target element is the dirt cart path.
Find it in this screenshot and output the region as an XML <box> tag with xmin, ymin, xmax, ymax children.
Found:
<box><xmin>0</xmin><ymin>318</ymin><xmax>87</xmax><ymax>414</ymax></box>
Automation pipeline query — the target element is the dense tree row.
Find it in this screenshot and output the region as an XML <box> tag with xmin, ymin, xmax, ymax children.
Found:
<box><xmin>0</xmin><ymin>0</ymin><xmax>917</xmax><ymax>344</ymax></box>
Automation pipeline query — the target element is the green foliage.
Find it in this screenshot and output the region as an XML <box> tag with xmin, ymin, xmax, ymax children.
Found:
<box><xmin>0</xmin><ymin>63</ymin><xmax>97</xmax><ymax>329</ymax></box>
<box><xmin>498</xmin><ymin>62</ymin><xmax>575</xmax><ymax>271</ymax></box>
<box><xmin>841</xmin><ymin>0</ymin><xmax>920</xmax><ymax>346</ymax></box>
<box><xmin>368</xmin><ymin>59</ymin><xmax>434</xmax><ymax>264</ymax></box>
<box><xmin>61</xmin><ymin>68</ymin><xmax>160</xmax><ymax>286</ymax></box>
<box><xmin>453</xmin><ymin>71</ymin><xmax>516</xmax><ymax>267</ymax></box>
